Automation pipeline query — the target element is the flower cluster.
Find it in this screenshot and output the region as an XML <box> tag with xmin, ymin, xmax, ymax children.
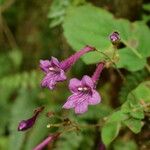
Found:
<box><xmin>17</xmin><ymin>43</ymin><xmax>109</xmax><ymax>149</ymax></box>
<box><xmin>39</xmin><ymin>45</ymin><xmax>105</xmax><ymax>114</ymax></box>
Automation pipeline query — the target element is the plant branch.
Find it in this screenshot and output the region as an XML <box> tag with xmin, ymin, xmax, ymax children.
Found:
<box><xmin>96</xmin><ymin>49</ymin><xmax>126</xmax><ymax>81</ymax></box>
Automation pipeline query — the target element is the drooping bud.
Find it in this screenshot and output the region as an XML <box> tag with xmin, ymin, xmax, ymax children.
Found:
<box><xmin>18</xmin><ymin>106</ymin><xmax>44</xmax><ymax>131</ymax></box>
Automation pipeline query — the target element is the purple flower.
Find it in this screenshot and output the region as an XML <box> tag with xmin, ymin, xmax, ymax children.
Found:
<box><xmin>18</xmin><ymin>106</ymin><xmax>44</xmax><ymax>131</ymax></box>
<box><xmin>40</xmin><ymin>45</ymin><xmax>95</xmax><ymax>90</ymax></box>
<box><xmin>40</xmin><ymin>57</ymin><xmax>66</xmax><ymax>90</ymax></box>
<box><xmin>109</xmin><ymin>31</ymin><xmax>120</xmax><ymax>44</ymax></box>
<box><xmin>63</xmin><ymin>63</ymin><xmax>104</xmax><ymax>114</ymax></box>
<box><xmin>33</xmin><ymin>133</ymin><xmax>60</xmax><ymax>150</ymax></box>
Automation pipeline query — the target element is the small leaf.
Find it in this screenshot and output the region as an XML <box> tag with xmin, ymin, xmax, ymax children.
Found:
<box><xmin>123</xmin><ymin>118</ymin><xmax>143</xmax><ymax>133</ymax></box>
<box><xmin>143</xmin><ymin>4</ymin><xmax>150</xmax><ymax>11</ymax></box>
<box><xmin>107</xmin><ymin>111</ymin><xmax>128</xmax><ymax>122</ymax></box>
<box><xmin>130</xmin><ymin>107</ymin><xmax>144</xmax><ymax>119</ymax></box>
<box><xmin>101</xmin><ymin>122</ymin><xmax>120</xmax><ymax>146</ymax></box>
<box><xmin>117</xmin><ymin>48</ymin><xmax>146</xmax><ymax>72</ymax></box>
<box><xmin>121</xmin><ymin>81</ymin><xmax>150</xmax><ymax>119</ymax></box>
<box><xmin>132</xmin><ymin>81</ymin><xmax>150</xmax><ymax>102</ymax></box>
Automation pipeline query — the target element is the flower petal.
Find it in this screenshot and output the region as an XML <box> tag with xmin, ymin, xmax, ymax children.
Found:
<box><xmin>62</xmin><ymin>94</ymin><xmax>76</xmax><ymax>109</ymax></box>
<box><xmin>69</xmin><ymin>78</ymin><xmax>82</xmax><ymax>93</ymax></box>
<box><xmin>58</xmin><ymin>69</ymin><xmax>67</xmax><ymax>81</ymax></box>
<box><xmin>82</xmin><ymin>75</ymin><xmax>94</xmax><ymax>89</ymax></box>
<box><xmin>51</xmin><ymin>57</ymin><xmax>60</xmax><ymax>67</ymax></box>
<box><xmin>75</xmin><ymin>102</ymin><xmax>88</xmax><ymax>114</ymax></box>
<box><xmin>88</xmin><ymin>90</ymin><xmax>101</xmax><ymax>105</ymax></box>
<box><xmin>40</xmin><ymin>60</ymin><xmax>51</xmax><ymax>73</ymax></box>
<box><xmin>41</xmin><ymin>73</ymin><xmax>56</xmax><ymax>89</ymax></box>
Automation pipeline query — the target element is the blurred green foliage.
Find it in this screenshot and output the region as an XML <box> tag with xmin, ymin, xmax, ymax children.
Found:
<box><xmin>48</xmin><ymin>0</ymin><xmax>86</xmax><ymax>28</ymax></box>
<box><xmin>0</xmin><ymin>0</ymin><xmax>150</xmax><ymax>150</ymax></box>
<box><xmin>63</xmin><ymin>4</ymin><xmax>150</xmax><ymax>71</ymax></box>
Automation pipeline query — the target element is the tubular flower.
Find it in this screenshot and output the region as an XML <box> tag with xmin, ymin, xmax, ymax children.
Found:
<box><xmin>40</xmin><ymin>45</ymin><xmax>95</xmax><ymax>90</ymax></box>
<box><xmin>63</xmin><ymin>62</ymin><xmax>104</xmax><ymax>114</ymax></box>
<box><xmin>33</xmin><ymin>133</ymin><xmax>60</xmax><ymax>150</ymax></box>
<box><xmin>18</xmin><ymin>106</ymin><xmax>44</xmax><ymax>131</ymax></box>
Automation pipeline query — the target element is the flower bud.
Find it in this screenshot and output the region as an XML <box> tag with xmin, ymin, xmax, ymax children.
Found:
<box><xmin>18</xmin><ymin>106</ymin><xmax>44</xmax><ymax>131</ymax></box>
<box><xmin>109</xmin><ymin>31</ymin><xmax>120</xmax><ymax>45</ymax></box>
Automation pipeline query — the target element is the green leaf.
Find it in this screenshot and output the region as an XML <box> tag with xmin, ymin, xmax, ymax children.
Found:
<box><xmin>63</xmin><ymin>4</ymin><xmax>150</xmax><ymax>71</ymax></box>
<box><xmin>130</xmin><ymin>108</ymin><xmax>144</xmax><ymax>120</ymax></box>
<box><xmin>132</xmin><ymin>81</ymin><xmax>150</xmax><ymax>103</ymax></box>
<box><xmin>117</xmin><ymin>48</ymin><xmax>146</xmax><ymax>71</ymax></box>
<box><xmin>63</xmin><ymin>4</ymin><xmax>114</xmax><ymax>51</ymax></box>
<box><xmin>121</xmin><ymin>93</ymin><xmax>144</xmax><ymax>118</ymax></box>
<box><xmin>100</xmin><ymin>110</ymin><xmax>127</xmax><ymax>146</ymax></box>
<box><xmin>107</xmin><ymin>111</ymin><xmax>128</xmax><ymax>123</ymax></box>
<box><xmin>142</xmin><ymin>14</ymin><xmax>150</xmax><ymax>23</ymax></box>
<box><xmin>123</xmin><ymin>118</ymin><xmax>143</xmax><ymax>133</ymax></box>
<box><xmin>121</xmin><ymin>81</ymin><xmax>150</xmax><ymax>119</ymax></box>
<box><xmin>143</xmin><ymin>4</ymin><xmax>150</xmax><ymax>11</ymax></box>
<box><xmin>101</xmin><ymin>122</ymin><xmax>120</xmax><ymax>146</ymax></box>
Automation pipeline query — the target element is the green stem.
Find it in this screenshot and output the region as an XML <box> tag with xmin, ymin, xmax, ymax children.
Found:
<box><xmin>96</xmin><ymin>49</ymin><xmax>126</xmax><ymax>81</ymax></box>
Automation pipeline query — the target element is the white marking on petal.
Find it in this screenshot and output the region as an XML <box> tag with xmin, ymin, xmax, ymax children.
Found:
<box><xmin>78</xmin><ymin>87</ymin><xmax>83</xmax><ymax>91</ymax></box>
<box><xmin>83</xmin><ymin>87</ymin><xmax>88</xmax><ymax>91</ymax></box>
<box><xmin>49</xmin><ymin>67</ymin><xmax>55</xmax><ymax>71</ymax></box>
